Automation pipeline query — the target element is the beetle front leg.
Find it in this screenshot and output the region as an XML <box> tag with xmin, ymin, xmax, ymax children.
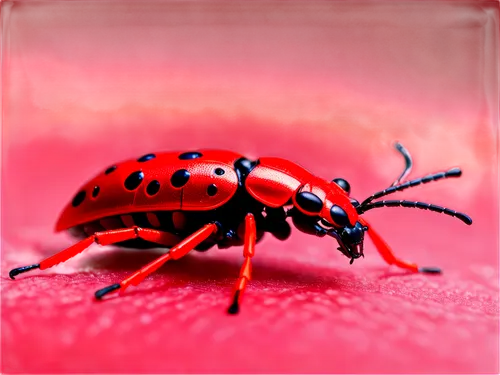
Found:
<box><xmin>359</xmin><ymin>218</ymin><xmax>441</xmax><ymax>274</ymax></box>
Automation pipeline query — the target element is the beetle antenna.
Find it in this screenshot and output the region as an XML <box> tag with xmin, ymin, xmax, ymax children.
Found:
<box><xmin>357</xmin><ymin>199</ymin><xmax>472</xmax><ymax>225</ymax></box>
<box><xmin>392</xmin><ymin>142</ymin><xmax>413</xmax><ymax>187</ymax></box>
<box><xmin>360</xmin><ymin>167</ymin><xmax>462</xmax><ymax>208</ymax></box>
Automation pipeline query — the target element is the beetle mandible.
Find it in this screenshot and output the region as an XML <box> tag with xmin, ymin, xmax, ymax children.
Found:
<box><xmin>9</xmin><ymin>143</ymin><xmax>472</xmax><ymax>314</ymax></box>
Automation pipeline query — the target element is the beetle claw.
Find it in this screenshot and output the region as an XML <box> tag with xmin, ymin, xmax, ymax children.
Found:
<box><xmin>95</xmin><ymin>283</ymin><xmax>121</xmax><ymax>299</ymax></box>
<box><xmin>8</xmin><ymin>264</ymin><xmax>40</xmax><ymax>279</ymax></box>
<box><xmin>418</xmin><ymin>266</ymin><xmax>442</xmax><ymax>274</ymax></box>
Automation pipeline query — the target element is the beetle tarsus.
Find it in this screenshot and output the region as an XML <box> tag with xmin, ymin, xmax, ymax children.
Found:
<box><xmin>418</xmin><ymin>266</ymin><xmax>442</xmax><ymax>274</ymax></box>
<box><xmin>227</xmin><ymin>291</ymin><xmax>240</xmax><ymax>315</ymax></box>
<box><xmin>227</xmin><ymin>302</ymin><xmax>240</xmax><ymax>315</ymax></box>
<box><xmin>227</xmin><ymin>303</ymin><xmax>240</xmax><ymax>315</ymax></box>
<box><xmin>9</xmin><ymin>264</ymin><xmax>40</xmax><ymax>279</ymax></box>
<box><xmin>95</xmin><ymin>283</ymin><xmax>121</xmax><ymax>299</ymax></box>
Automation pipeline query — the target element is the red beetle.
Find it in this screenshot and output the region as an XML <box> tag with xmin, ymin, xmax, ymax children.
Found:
<box><xmin>9</xmin><ymin>143</ymin><xmax>472</xmax><ymax>314</ymax></box>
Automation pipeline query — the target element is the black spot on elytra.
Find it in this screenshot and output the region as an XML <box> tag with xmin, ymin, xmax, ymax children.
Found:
<box><xmin>207</xmin><ymin>184</ymin><xmax>218</xmax><ymax>196</ymax></box>
<box><xmin>92</xmin><ymin>186</ymin><xmax>100</xmax><ymax>198</ymax></box>
<box><xmin>137</xmin><ymin>153</ymin><xmax>156</xmax><ymax>162</ymax></box>
<box><xmin>214</xmin><ymin>168</ymin><xmax>225</xmax><ymax>175</ymax></box>
<box><xmin>104</xmin><ymin>165</ymin><xmax>117</xmax><ymax>175</ymax></box>
<box><xmin>124</xmin><ymin>171</ymin><xmax>144</xmax><ymax>190</ymax></box>
<box><xmin>146</xmin><ymin>180</ymin><xmax>160</xmax><ymax>196</ymax></box>
<box><xmin>178</xmin><ymin>151</ymin><xmax>202</xmax><ymax>160</ymax></box>
<box><xmin>72</xmin><ymin>191</ymin><xmax>86</xmax><ymax>207</ymax></box>
<box><xmin>295</xmin><ymin>191</ymin><xmax>323</xmax><ymax>213</ymax></box>
<box><xmin>171</xmin><ymin>169</ymin><xmax>190</xmax><ymax>188</ymax></box>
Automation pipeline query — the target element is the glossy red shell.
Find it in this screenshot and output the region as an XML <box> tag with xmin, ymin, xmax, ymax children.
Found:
<box><xmin>55</xmin><ymin>150</ymin><xmax>242</xmax><ymax>232</ymax></box>
<box><xmin>245</xmin><ymin>157</ymin><xmax>314</xmax><ymax>207</ymax></box>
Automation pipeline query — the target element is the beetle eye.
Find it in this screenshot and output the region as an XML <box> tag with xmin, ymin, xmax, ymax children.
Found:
<box><xmin>332</xmin><ymin>178</ymin><xmax>351</xmax><ymax>195</ymax></box>
<box><xmin>295</xmin><ymin>191</ymin><xmax>323</xmax><ymax>213</ymax></box>
<box><xmin>330</xmin><ymin>205</ymin><xmax>350</xmax><ymax>226</ymax></box>
<box><xmin>350</xmin><ymin>198</ymin><xmax>360</xmax><ymax>208</ymax></box>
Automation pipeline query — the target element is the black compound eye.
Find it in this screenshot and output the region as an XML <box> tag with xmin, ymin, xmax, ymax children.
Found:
<box><xmin>295</xmin><ymin>191</ymin><xmax>323</xmax><ymax>213</ymax></box>
<box><xmin>332</xmin><ymin>178</ymin><xmax>351</xmax><ymax>195</ymax></box>
<box><xmin>330</xmin><ymin>205</ymin><xmax>350</xmax><ymax>227</ymax></box>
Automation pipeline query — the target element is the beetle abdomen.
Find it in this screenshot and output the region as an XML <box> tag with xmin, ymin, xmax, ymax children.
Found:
<box><xmin>56</xmin><ymin>150</ymin><xmax>242</xmax><ymax>232</ymax></box>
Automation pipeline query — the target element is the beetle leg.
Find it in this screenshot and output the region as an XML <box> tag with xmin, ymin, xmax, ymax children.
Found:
<box><xmin>227</xmin><ymin>213</ymin><xmax>256</xmax><ymax>315</ymax></box>
<box><xmin>359</xmin><ymin>218</ymin><xmax>441</xmax><ymax>273</ymax></box>
<box><xmin>95</xmin><ymin>223</ymin><xmax>219</xmax><ymax>299</ymax></box>
<box><xmin>8</xmin><ymin>227</ymin><xmax>180</xmax><ymax>280</ymax></box>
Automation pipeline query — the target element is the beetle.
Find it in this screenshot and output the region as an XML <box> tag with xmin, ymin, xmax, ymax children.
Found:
<box><xmin>9</xmin><ymin>143</ymin><xmax>472</xmax><ymax>314</ymax></box>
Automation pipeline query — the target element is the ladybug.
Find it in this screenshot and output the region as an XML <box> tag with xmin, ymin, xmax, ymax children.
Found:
<box><xmin>9</xmin><ymin>143</ymin><xmax>472</xmax><ymax>314</ymax></box>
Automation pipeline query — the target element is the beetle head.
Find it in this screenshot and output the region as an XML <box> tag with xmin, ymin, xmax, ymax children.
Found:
<box><xmin>326</xmin><ymin>221</ymin><xmax>367</xmax><ymax>263</ymax></box>
<box><xmin>293</xmin><ymin>178</ymin><xmax>366</xmax><ymax>263</ymax></box>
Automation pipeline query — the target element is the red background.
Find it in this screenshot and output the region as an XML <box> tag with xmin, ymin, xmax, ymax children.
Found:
<box><xmin>1</xmin><ymin>1</ymin><xmax>499</xmax><ymax>373</ymax></box>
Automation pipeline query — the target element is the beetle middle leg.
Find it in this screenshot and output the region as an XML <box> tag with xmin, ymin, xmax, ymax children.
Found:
<box><xmin>227</xmin><ymin>213</ymin><xmax>257</xmax><ymax>315</ymax></box>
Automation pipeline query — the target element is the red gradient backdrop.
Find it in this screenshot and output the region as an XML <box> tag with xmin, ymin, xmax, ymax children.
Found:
<box><xmin>1</xmin><ymin>1</ymin><xmax>499</xmax><ymax>373</ymax></box>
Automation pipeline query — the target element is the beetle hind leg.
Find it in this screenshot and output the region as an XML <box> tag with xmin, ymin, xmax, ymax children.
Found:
<box><xmin>8</xmin><ymin>227</ymin><xmax>180</xmax><ymax>280</ymax></box>
<box><xmin>94</xmin><ymin>223</ymin><xmax>219</xmax><ymax>299</ymax></box>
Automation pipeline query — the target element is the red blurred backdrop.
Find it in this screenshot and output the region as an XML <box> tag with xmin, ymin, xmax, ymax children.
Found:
<box><xmin>1</xmin><ymin>1</ymin><xmax>498</xmax><ymax>373</ymax></box>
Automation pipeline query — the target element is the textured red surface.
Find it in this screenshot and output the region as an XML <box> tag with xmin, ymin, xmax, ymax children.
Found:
<box><xmin>2</xmin><ymin>1</ymin><xmax>499</xmax><ymax>373</ymax></box>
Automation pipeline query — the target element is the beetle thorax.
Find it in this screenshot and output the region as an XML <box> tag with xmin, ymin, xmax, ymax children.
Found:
<box><xmin>293</xmin><ymin>178</ymin><xmax>358</xmax><ymax>227</ymax></box>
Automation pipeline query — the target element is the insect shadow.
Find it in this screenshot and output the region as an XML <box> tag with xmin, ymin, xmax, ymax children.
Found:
<box><xmin>14</xmin><ymin>242</ymin><xmax>418</xmax><ymax>301</ymax></box>
<box><xmin>34</xmin><ymin>247</ymin><xmax>353</xmax><ymax>294</ymax></box>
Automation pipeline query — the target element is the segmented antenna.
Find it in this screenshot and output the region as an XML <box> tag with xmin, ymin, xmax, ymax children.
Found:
<box><xmin>357</xmin><ymin>199</ymin><xmax>472</xmax><ymax>225</ymax></box>
<box><xmin>392</xmin><ymin>142</ymin><xmax>413</xmax><ymax>187</ymax></box>
<box><xmin>360</xmin><ymin>167</ymin><xmax>462</xmax><ymax>208</ymax></box>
